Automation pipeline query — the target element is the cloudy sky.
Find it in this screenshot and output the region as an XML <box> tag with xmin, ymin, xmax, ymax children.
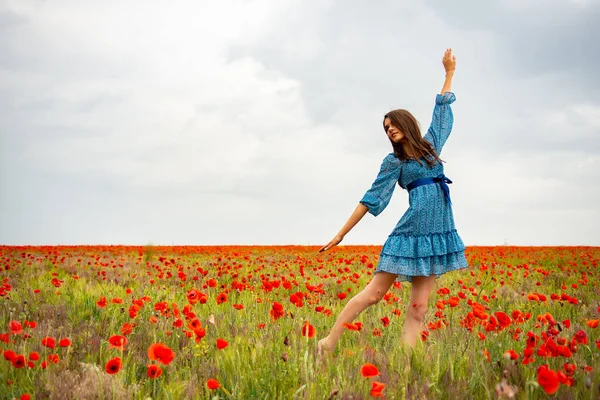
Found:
<box><xmin>1</xmin><ymin>0</ymin><xmax>599</xmax><ymax>246</ymax></box>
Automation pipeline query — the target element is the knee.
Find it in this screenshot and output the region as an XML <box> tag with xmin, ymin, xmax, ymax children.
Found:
<box><xmin>360</xmin><ymin>290</ymin><xmax>385</xmax><ymax>306</ymax></box>
<box><xmin>409</xmin><ymin>303</ymin><xmax>428</xmax><ymax>322</ymax></box>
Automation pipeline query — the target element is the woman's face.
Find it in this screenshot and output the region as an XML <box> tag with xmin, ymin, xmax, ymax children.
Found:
<box><xmin>384</xmin><ymin>117</ymin><xmax>404</xmax><ymax>143</ymax></box>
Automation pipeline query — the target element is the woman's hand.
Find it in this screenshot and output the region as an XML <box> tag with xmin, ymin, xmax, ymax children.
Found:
<box><xmin>319</xmin><ymin>234</ymin><xmax>344</xmax><ymax>252</ymax></box>
<box><xmin>442</xmin><ymin>48</ymin><xmax>456</xmax><ymax>74</ymax></box>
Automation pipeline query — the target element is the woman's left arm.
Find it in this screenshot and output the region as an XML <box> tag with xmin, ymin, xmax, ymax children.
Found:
<box><xmin>425</xmin><ymin>49</ymin><xmax>457</xmax><ymax>154</ymax></box>
<box><xmin>440</xmin><ymin>48</ymin><xmax>456</xmax><ymax>94</ymax></box>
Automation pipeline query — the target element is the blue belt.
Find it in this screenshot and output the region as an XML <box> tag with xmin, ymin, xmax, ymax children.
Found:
<box><xmin>406</xmin><ymin>174</ymin><xmax>453</xmax><ymax>205</ymax></box>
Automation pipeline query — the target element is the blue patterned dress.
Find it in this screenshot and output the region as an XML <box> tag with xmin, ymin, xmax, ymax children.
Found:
<box><xmin>359</xmin><ymin>92</ymin><xmax>468</xmax><ymax>282</ymax></box>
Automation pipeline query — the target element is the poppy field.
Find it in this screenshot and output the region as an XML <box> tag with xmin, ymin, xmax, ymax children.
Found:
<box><xmin>0</xmin><ymin>245</ymin><xmax>599</xmax><ymax>399</ymax></box>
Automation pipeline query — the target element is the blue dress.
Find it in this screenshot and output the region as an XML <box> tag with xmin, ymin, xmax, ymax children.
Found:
<box><xmin>359</xmin><ymin>92</ymin><xmax>468</xmax><ymax>282</ymax></box>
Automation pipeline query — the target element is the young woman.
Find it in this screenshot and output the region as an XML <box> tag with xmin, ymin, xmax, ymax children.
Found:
<box><xmin>318</xmin><ymin>48</ymin><xmax>468</xmax><ymax>355</ymax></box>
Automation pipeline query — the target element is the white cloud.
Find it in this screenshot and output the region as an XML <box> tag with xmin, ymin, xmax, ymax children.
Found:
<box><xmin>1</xmin><ymin>0</ymin><xmax>599</xmax><ymax>246</ymax></box>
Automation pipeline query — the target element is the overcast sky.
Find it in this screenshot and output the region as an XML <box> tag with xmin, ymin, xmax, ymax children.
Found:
<box><xmin>1</xmin><ymin>0</ymin><xmax>599</xmax><ymax>246</ymax></box>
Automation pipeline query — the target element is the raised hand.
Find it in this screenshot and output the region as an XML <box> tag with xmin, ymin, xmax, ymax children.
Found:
<box><xmin>442</xmin><ymin>48</ymin><xmax>456</xmax><ymax>73</ymax></box>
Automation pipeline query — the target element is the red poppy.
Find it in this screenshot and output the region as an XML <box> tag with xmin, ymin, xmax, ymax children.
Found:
<box><xmin>41</xmin><ymin>337</ymin><xmax>56</xmax><ymax>349</ymax></box>
<box><xmin>270</xmin><ymin>302</ymin><xmax>285</xmax><ymax>320</ymax></box>
<box><xmin>494</xmin><ymin>311</ymin><xmax>511</xmax><ymax>328</ymax></box>
<box><xmin>96</xmin><ymin>297</ymin><xmax>107</xmax><ymax>308</ymax></box>
<box><xmin>216</xmin><ymin>292</ymin><xmax>228</xmax><ymax>305</ymax></box>
<box><xmin>380</xmin><ymin>316</ymin><xmax>390</xmax><ymax>327</ymax></box>
<box><xmin>48</xmin><ymin>354</ymin><xmax>60</xmax><ymax>364</ymax></box>
<box><xmin>148</xmin><ymin>343</ymin><xmax>175</xmax><ymax>365</ymax></box>
<box><xmin>370</xmin><ymin>381</ymin><xmax>386</xmax><ymax>397</ymax></box>
<box><xmin>337</xmin><ymin>293</ymin><xmax>347</xmax><ymax>300</ymax></box>
<box><xmin>233</xmin><ymin>304</ymin><xmax>244</xmax><ymax>310</ymax></box>
<box><xmin>586</xmin><ymin>319</ymin><xmax>598</xmax><ymax>328</ymax></box>
<box><xmin>173</xmin><ymin>319</ymin><xmax>184</xmax><ymax>328</ymax></box>
<box><xmin>503</xmin><ymin>350</ymin><xmax>518</xmax><ymax>360</ymax></box>
<box><xmin>29</xmin><ymin>352</ymin><xmax>40</xmax><ymax>361</ymax></box>
<box><xmin>11</xmin><ymin>354</ymin><xmax>26</xmax><ymax>368</ymax></box>
<box><xmin>207</xmin><ymin>378</ymin><xmax>220</xmax><ymax>390</ymax></box>
<box><xmin>59</xmin><ymin>338</ymin><xmax>71</xmax><ymax>348</ymax></box>
<box><xmin>537</xmin><ymin>365</ymin><xmax>559</xmax><ymax>395</ymax></box>
<box><xmin>4</xmin><ymin>350</ymin><xmax>16</xmax><ymax>361</ymax></box>
<box><xmin>121</xmin><ymin>323</ymin><xmax>134</xmax><ymax>335</ymax></box>
<box><xmin>301</xmin><ymin>321</ymin><xmax>316</xmax><ymax>338</ymax></box>
<box><xmin>8</xmin><ymin>321</ymin><xmax>23</xmax><ymax>335</ymax></box>
<box><xmin>216</xmin><ymin>338</ymin><xmax>229</xmax><ymax>350</ymax></box>
<box><xmin>108</xmin><ymin>335</ymin><xmax>128</xmax><ymax>350</ymax></box>
<box><xmin>147</xmin><ymin>364</ymin><xmax>162</xmax><ymax>379</ymax></box>
<box><xmin>360</xmin><ymin>363</ymin><xmax>379</xmax><ymax>378</ymax></box>
<box><xmin>20</xmin><ymin>394</ymin><xmax>31</xmax><ymax>400</ymax></box>
<box><xmin>105</xmin><ymin>357</ymin><xmax>122</xmax><ymax>374</ymax></box>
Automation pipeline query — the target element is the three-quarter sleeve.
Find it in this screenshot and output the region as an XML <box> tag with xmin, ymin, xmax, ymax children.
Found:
<box><xmin>424</xmin><ymin>92</ymin><xmax>456</xmax><ymax>155</ymax></box>
<box><xmin>359</xmin><ymin>153</ymin><xmax>401</xmax><ymax>217</ymax></box>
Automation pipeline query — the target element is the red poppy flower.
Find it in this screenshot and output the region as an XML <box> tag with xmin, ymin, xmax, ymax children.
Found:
<box><xmin>108</xmin><ymin>335</ymin><xmax>128</xmax><ymax>350</ymax></box>
<box><xmin>41</xmin><ymin>337</ymin><xmax>56</xmax><ymax>349</ymax></box>
<box><xmin>8</xmin><ymin>321</ymin><xmax>23</xmax><ymax>335</ymax></box>
<box><xmin>233</xmin><ymin>304</ymin><xmax>244</xmax><ymax>310</ymax></box>
<box><xmin>20</xmin><ymin>394</ymin><xmax>31</xmax><ymax>400</ymax></box>
<box><xmin>121</xmin><ymin>323</ymin><xmax>134</xmax><ymax>335</ymax></box>
<box><xmin>537</xmin><ymin>365</ymin><xmax>559</xmax><ymax>395</ymax></box>
<box><xmin>380</xmin><ymin>316</ymin><xmax>390</xmax><ymax>327</ymax></box>
<box><xmin>503</xmin><ymin>350</ymin><xmax>518</xmax><ymax>360</ymax></box>
<box><xmin>216</xmin><ymin>338</ymin><xmax>229</xmax><ymax>350</ymax></box>
<box><xmin>337</xmin><ymin>293</ymin><xmax>347</xmax><ymax>300</ymax></box>
<box><xmin>4</xmin><ymin>350</ymin><xmax>16</xmax><ymax>361</ymax></box>
<box><xmin>494</xmin><ymin>311</ymin><xmax>511</xmax><ymax>328</ymax></box>
<box><xmin>148</xmin><ymin>343</ymin><xmax>175</xmax><ymax>365</ymax></box>
<box><xmin>105</xmin><ymin>357</ymin><xmax>122</xmax><ymax>374</ymax></box>
<box><xmin>59</xmin><ymin>338</ymin><xmax>71</xmax><ymax>348</ymax></box>
<box><xmin>48</xmin><ymin>354</ymin><xmax>60</xmax><ymax>364</ymax></box>
<box><xmin>173</xmin><ymin>319</ymin><xmax>184</xmax><ymax>328</ymax></box>
<box><xmin>207</xmin><ymin>378</ymin><xmax>220</xmax><ymax>390</ymax></box>
<box><xmin>216</xmin><ymin>292</ymin><xmax>228</xmax><ymax>305</ymax></box>
<box><xmin>270</xmin><ymin>302</ymin><xmax>285</xmax><ymax>320</ymax></box>
<box><xmin>29</xmin><ymin>352</ymin><xmax>40</xmax><ymax>361</ymax></box>
<box><xmin>301</xmin><ymin>321</ymin><xmax>316</xmax><ymax>338</ymax></box>
<box><xmin>96</xmin><ymin>297</ymin><xmax>107</xmax><ymax>308</ymax></box>
<box><xmin>147</xmin><ymin>364</ymin><xmax>162</xmax><ymax>379</ymax></box>
<box><xmin>370</xmin><ymin>381</ymin><xmax>386</xmax><ymax>397</ymax></box>
<box><xmin>11</xmin><ymin>354</ymin><xmax>26</xmax><ymax>368</ymax></box>
<box><xmin>360</xmin><ymin>363</ymin><xmax>379</xmax><ymax>378</ymax></box>
<box><xmin>586</xmin><ymin>319</ymin><xmax>598</xmax><ymax>328</ymax></box>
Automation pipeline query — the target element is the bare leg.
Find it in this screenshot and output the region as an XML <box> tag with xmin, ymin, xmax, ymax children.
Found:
<box><xmin>318</xmin><ymin>272</ymin><xmax>397</xmax><ymax>355</ymax></box>
<box><xmin>402</xmin><ymin>275</ymin><xmax>436</xmax><ymax>348</ymax></box>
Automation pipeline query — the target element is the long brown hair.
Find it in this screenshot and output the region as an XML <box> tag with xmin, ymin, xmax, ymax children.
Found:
<box><xmin>383</xmin><ymin>109</ymin><xmax>443</xmax><ymax>168</ymax></box>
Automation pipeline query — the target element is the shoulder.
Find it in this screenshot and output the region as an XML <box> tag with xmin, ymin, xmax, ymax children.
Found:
<box><xmin>382</xmin><ymin>153</ymin><xmax>401</xmax><ymax>168</ymax></box>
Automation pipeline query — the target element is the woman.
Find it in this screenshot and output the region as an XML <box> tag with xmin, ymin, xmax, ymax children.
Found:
<box><xmin>318</xmin><ymin>48</ymin><xmax>468</xmax><ymax>355</ymax></box>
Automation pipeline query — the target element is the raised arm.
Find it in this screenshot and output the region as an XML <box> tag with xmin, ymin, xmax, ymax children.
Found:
<box><xmin>424</xmin><ymin>48</ymin><xmax>457</xmax><ymax>154</ymax></box>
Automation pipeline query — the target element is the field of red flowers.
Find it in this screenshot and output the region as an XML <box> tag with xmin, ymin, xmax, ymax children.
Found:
<box><xmin>0</xmin><ymin>245</ymin><xmax>598</xmax><ymax>399</ymax></box>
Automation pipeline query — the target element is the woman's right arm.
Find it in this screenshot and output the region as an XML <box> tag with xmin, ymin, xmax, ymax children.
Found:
<box><xmin>319</xmin><ymin>154</ymin><xmax>401</xmax><ymax>252</ymax></box>
<box><xmin>319</xmin><ymin>204</ymin><xmax>369</xmax><ymax>252</ymax></box>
